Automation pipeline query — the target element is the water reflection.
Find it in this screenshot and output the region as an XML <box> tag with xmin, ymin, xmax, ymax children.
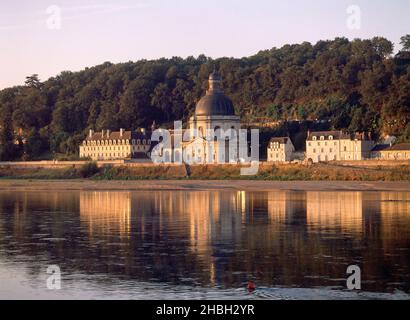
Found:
<box><xmin>0</xmin><ymin>190</ymin><xmax>409</xmax><ymax>299</ymax></box>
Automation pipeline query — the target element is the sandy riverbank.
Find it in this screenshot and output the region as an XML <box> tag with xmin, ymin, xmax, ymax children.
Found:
<box><xmin>0</xmin><ymin>179</ymin><xmax>409</xmax><ymax>192</ymax></box>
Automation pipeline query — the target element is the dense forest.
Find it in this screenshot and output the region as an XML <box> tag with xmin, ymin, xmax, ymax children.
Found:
<box><xmin>1</xmin><ymin>36</ymin><xmax>410</xmax><ymax>160</ymax></box>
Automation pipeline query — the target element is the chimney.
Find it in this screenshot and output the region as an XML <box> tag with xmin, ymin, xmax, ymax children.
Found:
<box><xmin>101</xmin><ymin>130</ymin><xmax>104</xmax><ymax>137</ymax></box>
<box><xmin>89</xmin><ymin>129</ymin><xmax>94</xmax><ymax>138</ymax></box>
<box><xmin>106</xmin><ymin>130</ymin><xmax>110</xmax><ymax>138</ymax></box>
<box><xmin>120</xmin><ymin>128</ymin><xmax>124</xmax><ymax>137</ymax></box>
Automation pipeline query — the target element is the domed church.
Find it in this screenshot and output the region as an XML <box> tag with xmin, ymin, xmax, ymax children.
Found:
<box><xmin>152</xmin><ymin>71</ymin><xmax>243</xmax><ymax>164</ymax></box>
<box><xmin>189</xmin><ymin>71</ymin><xmax>241</xmax><ymax>137</ymax></box>
<box><xmin>180</xmin><ymin>71</ymin><xmax>241</xmax><ymax>164</ymax></box>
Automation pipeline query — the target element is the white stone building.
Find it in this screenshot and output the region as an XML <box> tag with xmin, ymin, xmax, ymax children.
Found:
<box><xmin>306</xmin><ymin>131</ymin><xmax>374</xmax><ymax>163</ymax></box>
<box><xmin>79</xmin><ymin>129</ymin><xmax>151</xmax><ymax>161</ymax></box>
<box><xmin>267</xmin><ymin>137</ymin><xmax>295</xmax><ymax>162</ymax></box>
<box><xmin>154</xmin><ymin>71</ymin><xmax>243</xmax><ymax>164</ymax></box>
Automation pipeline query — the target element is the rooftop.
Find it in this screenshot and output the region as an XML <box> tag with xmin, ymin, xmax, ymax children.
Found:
<box><xmin>269</xmin><ymin>137</ymin><xmax>290</xmax><ymax>144</ymax></box>
<box><xmin>386</xmin><ymin>143</ymin><xmax>410</xmax><ymax>151</ymax></box>
<box><xmin>86</xmin><ymin>130</ymin><xmax>150</xmax><ymax>141</ymax></box>
<box><xmin>307</xmin><ymin>130</ymin><xmax>372</xmax><ymax>141</ymax></box>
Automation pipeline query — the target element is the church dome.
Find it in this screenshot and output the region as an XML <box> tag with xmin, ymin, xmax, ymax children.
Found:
<box><xmin>195</xmin><ymin>71</ymin><xmax>236</xmax><ymax>116</ymax></box>
<box><xmin>195</xmin><ymin>93</ymin><xmax>235</xmax><ymax>116</ymax></box>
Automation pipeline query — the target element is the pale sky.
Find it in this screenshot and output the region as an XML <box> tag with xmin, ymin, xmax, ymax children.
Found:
<box><xmin>0</xmin><ymin>0</ymin><xmax>409</xmax><ymax>89</ymax></box>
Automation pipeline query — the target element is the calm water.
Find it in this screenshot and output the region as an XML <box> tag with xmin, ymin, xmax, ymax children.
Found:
<box><xmin>0</xmin><ymin>190</ymin><xmax>409</xmax><ymax>300</ymax></box>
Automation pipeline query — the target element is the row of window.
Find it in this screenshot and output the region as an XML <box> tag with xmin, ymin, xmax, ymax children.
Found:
<box><xmin>83</xmin><ymin>153</ymin><xmax>131</xmax><ymax>158</ymax></box>
<box><xmin>82</xmin><ymin>145</ymin><xmax>149</xmax><ymax>152</ymax></box>
<box><xmin>83</xmin><ymin>146</ymin><xmax>129</xmax><ymax>152</ymax></box>
<box><xmin>309</xmin><ymin>146</ymin><xmax>359</xmax><ymax>153</ymax></box>
<box><xmin>84</xmin><ymin>139</ymin><xmax>150</xmax><ymax>146</ymax></box>
<box><xmin>311</xmin><ymin>148</ymin><xmax>334</xmax><ymax>154</ymax></box>
<box><xmin>269</xmin><ymin>143</ymin><xmax>284</xmax><ymax>150</ymax></box>
<box><xmin>312</xmin><ymin>135</ymin><xmax>334</xmax><ymax>141</ymax></box>
<box><xmin>308</xmin><ymin>141</ymin><xmax>337</xmax><ymax>147</ymax></box>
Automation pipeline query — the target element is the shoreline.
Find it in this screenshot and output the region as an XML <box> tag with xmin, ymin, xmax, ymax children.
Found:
<box><xmin>0</xmin><ymin>179</ymin><xmax>409</xmax><ymax>192</ymax></box>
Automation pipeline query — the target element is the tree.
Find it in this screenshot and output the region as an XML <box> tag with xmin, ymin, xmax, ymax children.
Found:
<box><xmin>25</xmin><ymin>74</ymin><xmax>42</xmax><ymax>89</ymax></box>
<box><xmin>371</xmin><ymin>37</ymin><xmax>394</xmax><ymax>58</ymax></box>
<box><xmin>0</xmin><ymin>37</ymin><xmax>408</xmax><ymax>158</ymax></box>
<box><xmin>0</xmin><ymin>107</ymin><xmax>17</xmax><ymax>161</ymax></box>
<box><xmin>400</xmin><ymin>35</ymin><xmax>410</xmax><ymax>51</ymax></box>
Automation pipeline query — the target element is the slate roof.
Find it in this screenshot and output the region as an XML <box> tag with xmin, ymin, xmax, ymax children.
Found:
<box><xmin>386</xmin><ymin>143</ymin><xmax>410</xmax><ymax>151</ymax></box>
<box><xmin>269</xmin><ymin>137</ymin><xmax>290</xmax><ymax>144</ymax></box>
<box><xmin>86</xmin><ymin>130</ymin><xmax>150</xmax><ymax>141</ymax></box>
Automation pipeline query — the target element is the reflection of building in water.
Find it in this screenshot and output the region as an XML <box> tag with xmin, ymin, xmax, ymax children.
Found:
<box><xmin>145</xmin><ymin>191</ymin><xmax>243</xmax><ymax>286</ymax></box>
<box><xmin>158</xmin><ymin>192</ymin><xmax>241</xmax><ymax>248</ymax></box>
<box><xmin>267</xmin><ymin>191</ymin><xmax>306</xmax><ymax>224</ymax></box>
<box><xmin>306</xmin><ymin>192</ymin><xmax>363</xmax><ymax>235</ymax></box>
<box><xmin>378</xmin><ymin>192</ymin><xmax>410</xmax><ymax>243</ymax></box>
<box><xmin>80</xmin><ymin>192</ymin><xmax>131</xmax><ymax>239</ymax></box>
<box><xmin>0</xmin><ymin>192</ymin><xmax>79</xmax><ymax>240</ymax></box>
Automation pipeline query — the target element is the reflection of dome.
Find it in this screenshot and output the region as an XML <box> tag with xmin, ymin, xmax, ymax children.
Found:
<box><xmin>195</xmin><ymin>72</ymin><xmax>236</xmax><ymax>116</ymax></box>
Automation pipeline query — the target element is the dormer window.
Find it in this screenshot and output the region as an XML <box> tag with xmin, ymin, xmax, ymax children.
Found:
<box><xmin>320</xmin><ymin>136</ymin><xmax>324</xmax><ymax>141</ymax></box>
<box><xmin>329</xmin><ymin>135</ymin><xmax>333</xmax><ymax>140</ymax></box>
<box><xmin>313</xmin><ymin>136</ymin><xmax>317</xmax><ymax>141</ymax></box>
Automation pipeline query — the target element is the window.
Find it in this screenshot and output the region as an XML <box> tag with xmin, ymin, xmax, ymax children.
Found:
<box><xmin>312</xmin><ymin>136</ymin><xmax>317</xmax><ymax>141</ymax></box>
<box><xmin>320</xmin><ymin>136</ymin><xmax>324</xmax><ymax>141</ymax></box>
<box><xmin>329</xmin><ymin>136</ymin><xmax>333</xmax><ymax>140</ymax></box>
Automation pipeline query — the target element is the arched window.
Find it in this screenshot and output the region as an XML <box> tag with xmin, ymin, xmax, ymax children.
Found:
<box><xmin>214</xmin><ymin>126</ymin><xmax>221</xmax><ymax>141</ymax></box>
<box><xmin>198</xmin><ymin>126</ymin><xmax>204</xmax><ymax>137</ymax></box>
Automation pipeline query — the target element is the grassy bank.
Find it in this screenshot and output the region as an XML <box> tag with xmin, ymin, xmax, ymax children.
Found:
<box><xmin>0</xmin><ymin>162</ymin><xmax>410</xmax><ymax>181</ymax></box>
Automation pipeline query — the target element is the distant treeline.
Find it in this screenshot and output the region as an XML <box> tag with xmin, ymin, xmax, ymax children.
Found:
<box><xmin>1</xmin><ymin>36</ymin><xmax>410</xmax><ymax>160</ymax></box>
